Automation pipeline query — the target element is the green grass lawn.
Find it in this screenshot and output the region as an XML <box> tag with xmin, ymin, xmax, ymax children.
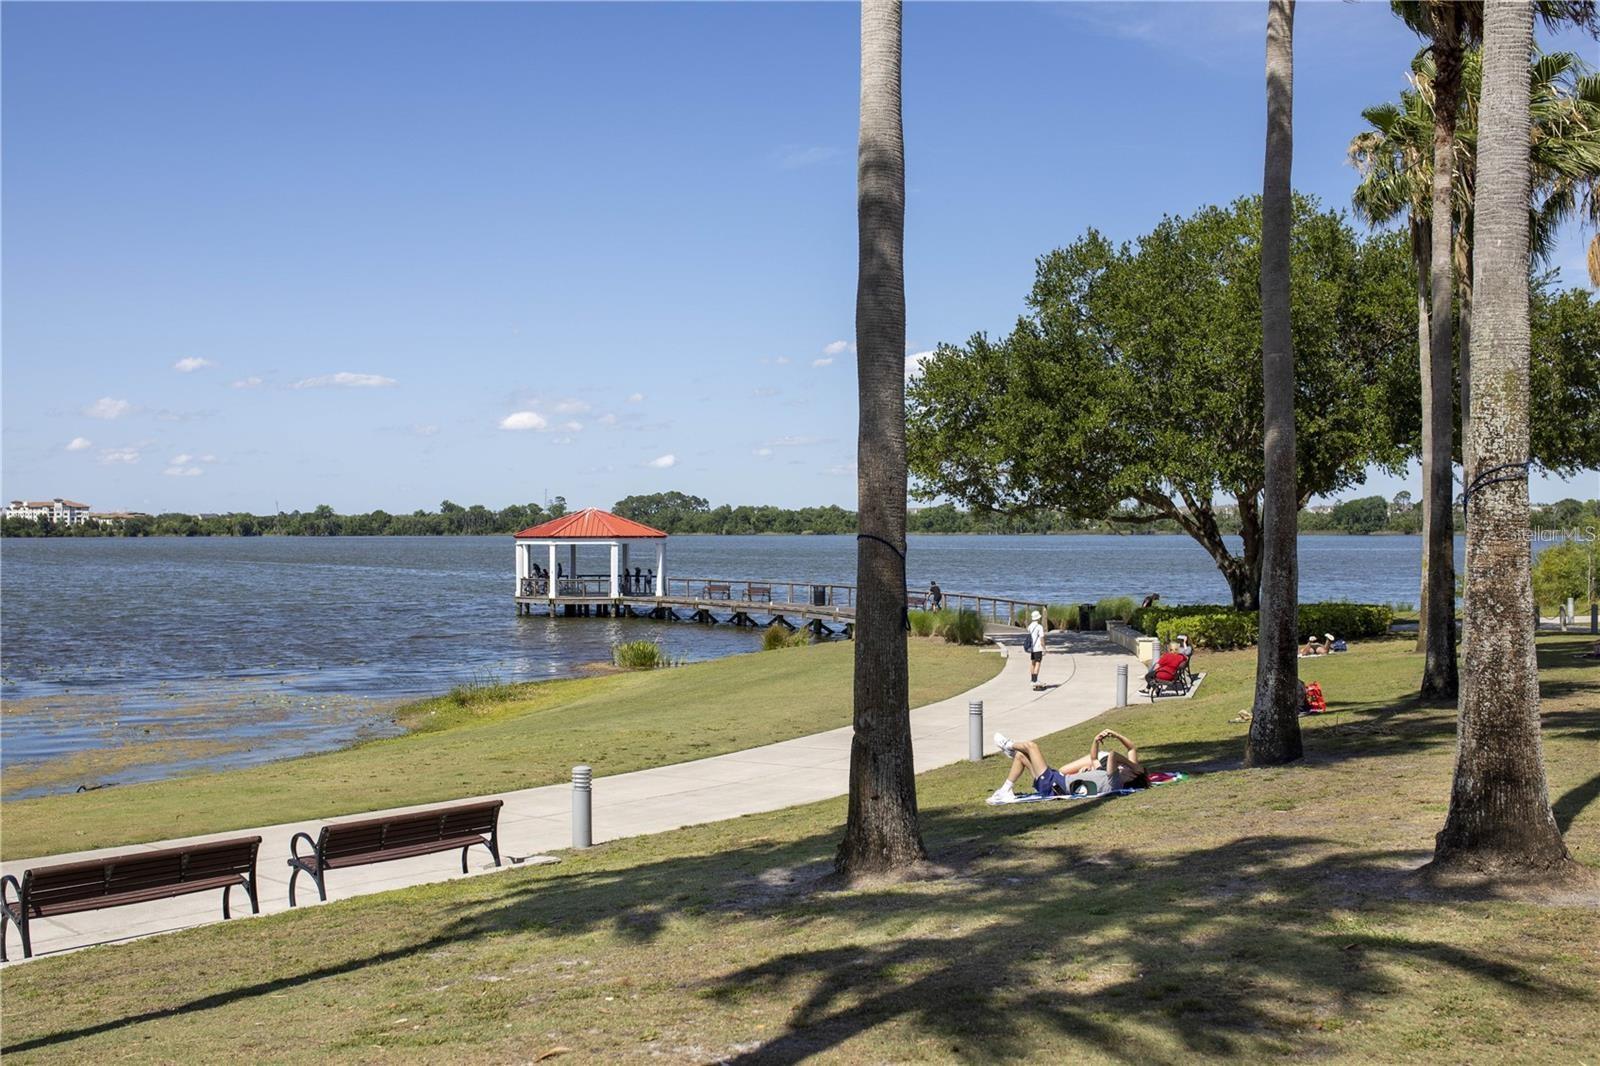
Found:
<box><xmin>2</xmin><ymin>634</ymin><xmax>1595</xmax><ymax>1062</ymax></box>
<box><xmin>0</xmin><ymin>640</ymin><xmax>1001</xmax><ymax>860</ymax></box>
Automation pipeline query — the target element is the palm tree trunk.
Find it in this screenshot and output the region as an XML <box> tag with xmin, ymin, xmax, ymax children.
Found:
<box><xmin>1412</xmin><ymin>218</ymin><xmax>1432</xmax><ymax>654</ymax></box>
<box><xmin>836</xmin><ymin>0</ymin><xmax>926</xmax><ymax>876</ymax></box>
<box><xmin>1421</xmin><ymin>8</ymin><xmax>1460</xmax><ymax>700</ymax></box>
<box><xmin>1247</xmin><ymin>0</ymin><xmax>1302</xmax><ymax>768</ymax></box>
<box><xmin>1431</xmin><ymin>0</ymin><xmax>1570</xmax><ymax>876</ymax></box>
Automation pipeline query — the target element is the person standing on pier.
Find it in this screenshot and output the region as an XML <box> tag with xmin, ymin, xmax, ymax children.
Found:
<box><xmin>1027</xmin><ymin>610</ymin><xmax>1046</xmax><ymax>690</ymax></box>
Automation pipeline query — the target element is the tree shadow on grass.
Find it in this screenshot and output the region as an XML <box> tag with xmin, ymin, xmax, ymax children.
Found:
<box><xmin>5</xmin><ymin>795</ymin><xmax>1591</xmax><ymax>1061</ymax></box>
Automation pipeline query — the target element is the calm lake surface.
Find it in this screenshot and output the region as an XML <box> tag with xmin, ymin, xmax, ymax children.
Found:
<box><xmin>1</xmin><ymin>533</ymin><xmax>1466</xmax><ymax>795</ymax></box>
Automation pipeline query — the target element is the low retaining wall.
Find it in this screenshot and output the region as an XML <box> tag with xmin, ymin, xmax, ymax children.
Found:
<box><xmin>1107</xmin><ymin>621</ymin><xmax>1161</xmax><ymax>664</ymax></box>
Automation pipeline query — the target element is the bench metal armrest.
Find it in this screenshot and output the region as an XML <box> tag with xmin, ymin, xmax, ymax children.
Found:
<box><xmin>288</xmin><ymin>832</ymin><xmax>321</xmax><ymax>868</ymax></box>
<box><xmin>0</xmin><ymin>874</ymin><xmax>22</xmax><ymax>921</ymax></box>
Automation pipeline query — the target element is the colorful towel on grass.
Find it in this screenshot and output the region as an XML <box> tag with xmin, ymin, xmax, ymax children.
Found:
<box><xmin>988</xmin><ymin>770</ymin><xmax>1187</xmax><ymax>804</ymax></box>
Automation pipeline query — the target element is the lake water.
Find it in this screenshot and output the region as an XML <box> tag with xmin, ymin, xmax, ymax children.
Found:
<box><xmin>1</xmin><ymin>533</ymin><xmax>1466</xmax><ymax>795</ymax></box>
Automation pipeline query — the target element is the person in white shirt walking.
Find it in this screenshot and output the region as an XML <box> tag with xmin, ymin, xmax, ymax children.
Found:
<box><xmin>1027</xmin><ymin>610</ymin><xmax>1046</xmax><ymax>690</ymax></box>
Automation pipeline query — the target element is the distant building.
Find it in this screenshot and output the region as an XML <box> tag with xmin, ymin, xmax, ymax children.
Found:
<box><xmin>6</xmin><ymin>498</ymin><xmax>92</xmax><ymax>525</ymax></box>
<box><xmin>1305</xmin><ymin>503</ymin><xmax>1336</xmax><ymax>515</ymax></box>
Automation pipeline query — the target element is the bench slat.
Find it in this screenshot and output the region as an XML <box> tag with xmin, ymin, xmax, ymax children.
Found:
<box><xmin>29</xmin><ymin>874</ymin><xmax>248</xmax><ymax>918</ymax></box>
<box><xmin>322</xmin><ymin>835</ymin><xmax>495</xmax><ymax>869</ymax></box>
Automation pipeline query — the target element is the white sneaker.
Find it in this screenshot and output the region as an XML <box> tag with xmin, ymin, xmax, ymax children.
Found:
<box><xmin>987</xmin><ymin>781</ymin><xmax>1017</xmax><ymax>805</ymax></box>
<box><xmin>994</xmin><ymin>732</ymin><xmax>1016</xmax><ymax>758</ymax></box>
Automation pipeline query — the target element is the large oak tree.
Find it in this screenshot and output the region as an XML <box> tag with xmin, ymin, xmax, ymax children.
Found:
<box><xmin>907</xmin><ymin>197</ymin><xmax>1414</xmax><ymax>611</ymax></box>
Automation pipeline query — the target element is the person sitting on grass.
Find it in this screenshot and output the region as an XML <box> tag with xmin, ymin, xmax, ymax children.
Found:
<box><xmin>1299</xmin><ymin>634</ymin><xmax>1328</xmax><ymax>657</ymax></box>
<box><xmin>989</xmin><ymin>729</ymin><xmax>1147</xmax><ymax>803</ymax></box>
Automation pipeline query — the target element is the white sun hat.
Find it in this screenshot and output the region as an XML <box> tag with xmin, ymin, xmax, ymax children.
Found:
<box><xmin>1030</xmin><ymin>610</ymin><xmax>1042</xmax><ymax>620</ymax></box>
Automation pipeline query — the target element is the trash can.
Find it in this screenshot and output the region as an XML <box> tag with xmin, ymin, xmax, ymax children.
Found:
<box><xmin>811</xmin><ymin>584</ymin><xmax>828</xmax><ymax>606</ymax></box>
<box><xmin>1078</xmin><ymin>603</ymin><xmax>1095</xmax><ymax>630</ymax></box>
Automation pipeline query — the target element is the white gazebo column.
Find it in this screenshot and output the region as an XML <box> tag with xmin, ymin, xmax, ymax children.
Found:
<box><xmin>609</xmin><ymin>543</ymin><xmax>620</xmax><ymax>598</ymax></box>
<box><xmin>515</xmin><ymin>541</ymin><xmax>526</xmax><ymax>595</ymax></box>
<box><xmin>654</xmin><ymin>541</ymin><xmax>665</xmax><ymax>597</ymax></box>
<box><xmin>547</xmin><ymin>543</ymin><xmax>557</xmax><ymax>596</ymax></box>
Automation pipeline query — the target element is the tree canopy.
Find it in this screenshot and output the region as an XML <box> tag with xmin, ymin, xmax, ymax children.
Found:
<box><xmin>906</xmin><ymin>195</ymin><xmax>1417</xmax><ymax>607</ymax></box>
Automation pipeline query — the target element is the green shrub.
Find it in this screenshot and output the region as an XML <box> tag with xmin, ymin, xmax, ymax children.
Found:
<box><xmin>1157</xmin><ymin>611</ymin><xmax>1258</xmax><ymax>650</ymax></box>
<box><xmin>446</xmin><ymin>670</ymin><xmax>521</xmax><ymax>706</ymax></box>
<box><xmin>1297</xmin><ymin>602</ymin><xmax>1393</xmax><ymax>641</ymax></box>
<box><xmin>1140</xmin><ymin>601</ymin><xmax>1393</xmax><ymax>650</ymax></box>
<box><xmin>762</xmin><ymin>625</ymin><xmax>812</xmax><ymax>650</ymax></box>
<box><xmin>613</xmin><ymin>639</ymin><xmax>670</xmax><ymax>669</ymax></box>
<box><xmin>908</xmin><ymin>609</ymin><xmax>938</xmax><ymax>637</ymax></box>
<box><xmin>1533</xmin><ymin>541</ymin><xmax>1597</xmax><ymax>612</ymax></box>
<box><xmin>942</xmin><ymin>608</ymin><xmax>986</xmax><ymax>645</ymax></box>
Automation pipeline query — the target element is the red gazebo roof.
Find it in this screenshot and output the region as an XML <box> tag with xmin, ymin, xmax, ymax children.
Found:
<box><xmin>513</xmin><ymin>508</ymin><xmax>667</xmax><ymax>540</ymax></box>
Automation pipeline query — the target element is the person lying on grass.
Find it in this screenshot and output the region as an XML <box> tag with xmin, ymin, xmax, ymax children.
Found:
<box><xmin>989</xmin><ymin>729</ymin><xmax>1147</xmax><ymax>803</ymax></box>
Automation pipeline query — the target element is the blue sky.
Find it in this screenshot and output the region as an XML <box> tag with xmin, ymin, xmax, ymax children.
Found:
<box><xmin>3</xmin><ymin>1</ymin><xmax>1595</xmax><ymax>515</ymax></box>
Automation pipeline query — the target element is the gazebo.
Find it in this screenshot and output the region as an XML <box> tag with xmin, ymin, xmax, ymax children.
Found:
<box><xmin>513</xmin><ymin>508</ymin><xmax>668</xmax><ymax>600</ymax></box>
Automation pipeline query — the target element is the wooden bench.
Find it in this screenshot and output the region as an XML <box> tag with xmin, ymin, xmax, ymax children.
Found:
<box><xmin>1</xmin><ymin>836</ymin><xmax>261</xmax><ymax>960</ymax></box>
<box><xmin>287</xmin><ymin>800</ymin><xmax>502</xmax><ymax>906</ymax></box>
<box><xmin>746</xmin><ymin>584</ymin><xmax>773</xmax><ymax>602</ymax></box>
<box><xmin>703</xmin><ymin>582</ymin><xmax>732</xmax><ymax>600</ymax></box>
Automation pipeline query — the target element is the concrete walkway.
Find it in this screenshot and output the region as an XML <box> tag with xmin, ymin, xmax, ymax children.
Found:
<box><xmin>1</xmin><ymin>632</ymin><xmax>1139</xmax><ymax>962</ymax></box>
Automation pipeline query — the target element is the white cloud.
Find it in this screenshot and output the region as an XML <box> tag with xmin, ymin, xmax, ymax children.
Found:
<box><xmin>753</xmin><ymin>386</ymin><xmax>780</xmax><ymax>398</ymax></box>
<box><xmin>100</xmin><ymin>446</ymin><xmax>140</xmax><ymax>465</ymax></box>
<box><xmin>647</xmin><ymin>453</ymin><xmax>677</xmax><ymax>469</ymax></box>
<box><xmin>291</xmin><ymin>372</ymin><xmax>397</xmax><ymax>389</ymax></box>
<box><xmin>173</xmin><ymin>357</ymin><xmax>215</xmax><ymax>373</ymax></box>
<box><xmin>823</xmin><ymin>340</ymin><xmax>853</xmax><ymax>356</ymax></box>
<box><xmin>826</xmin><ymin>461</ymin><xmax>858</xmax><ymax>477</ymax></box>
<box><xmin>812</xmin><ymin>358</ymin><xmax>834</xmax><ymax>368</ymax></box>
<box><xmin>596</xmin><ymin>413</ymin><xmax>618</xmax><ymax>427</ymax></box>
<box><xmin>773</xmin><ymin>145</ymin><xmax>840</xmax><ymax>171</ymax></box>
<box><xmin>411</xmin><ymin>424</ymin><xmax>440</xmax><ymax>437</ymax></box>
<box><xmin>232</xmin><ymin>376</ymin><xmax>264</xmax><ymax>389</ymax></box>
<box><xmin>554</xmin><ymin>399</ymin><xmax>591</xmax><ymax>415</ymax></box>
<box><xmin>906</xmin><ymin>350</ymin><xmax>935</xmax><ymax>379</ymax></box>
<box><xmin>754</xmin><ymin>447</ymin><xmax>773</xmax><ymax>458</ymax></box>
<box><xmin>171</xmin><ymin>453</ymin><xmax>193</xmax><ymax>465</ymax></box>
<box><xmin>561</xmin><ymin>420</ymin><xmax>584</xmax><ymax>432</ymax></box>
<box><xmin>85</xmin><ymin>397</ymin><xmax>131</xmax><ymax>420</ymax></box>
<box><xmin>626</xmin><ymin>392</ymin><xmax>645</xmax><ymax>404</ymax></box>
<box><xmin>164</xmin><ymin>465</ymin><xmax>204</xmax><ymax>477</ymax></box>
<box><xmin>550</xmin><ymin>436</ymin><xmax>575</xmax><ymax>446</ymax></box>
<box><xmin>767</xmin><ymin>434</ymin><xmax>828</xmax><ymax>448</ymax></box>
<box><xmin>66</xmin><ymin>437</ymin><xmax>92</xmax><ymax>451</ymax></box>
<box><xmin>500</xmin><ymin>411</ymin><xmax>549</xmax><ymax>431</ymax></box>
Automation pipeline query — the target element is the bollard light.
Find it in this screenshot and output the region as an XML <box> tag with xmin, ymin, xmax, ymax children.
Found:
<box><xmin>1115</xmin><ymin>663</ymin><xmax>1129</xmax><ymax>708</ymax></box>
<box><xmin>572</xmin><ymin>765</ymin><xmax>593</xmax><ymax>849</ymax></box>
<box><xmin>968</xmin><ymin>700</ymin><xmax>984</xmax><ymax>762</ymax></box>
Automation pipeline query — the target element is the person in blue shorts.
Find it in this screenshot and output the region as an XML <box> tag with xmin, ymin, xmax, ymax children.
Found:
<box><xmin>988</xmin><ymin>729</ymin><xmax>1146</xmax><ymax>803</ymax></box>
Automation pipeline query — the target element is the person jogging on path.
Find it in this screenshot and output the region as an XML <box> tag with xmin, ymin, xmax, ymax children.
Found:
<box><xmin>1027</xmin><ymin>610</ymin><xmax>1046</xmax><ymax>690</ymax></box>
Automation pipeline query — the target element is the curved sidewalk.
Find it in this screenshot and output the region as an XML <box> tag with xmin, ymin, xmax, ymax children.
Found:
<box><xmin>1</xmin><ymin>632</ymin><xmax>1139</xmax><ymax>961</ymax></box>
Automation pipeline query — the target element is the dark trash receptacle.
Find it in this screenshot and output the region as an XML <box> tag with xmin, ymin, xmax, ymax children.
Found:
<box><xmin>812</xmin><ymin>585</ymin><xmax>828</xmax><ymax>606</ymax></box>
<box><xmin>1078</xmin><ymin>603</ymin><xmax>1094</xmax><ymax>630</ymax></box>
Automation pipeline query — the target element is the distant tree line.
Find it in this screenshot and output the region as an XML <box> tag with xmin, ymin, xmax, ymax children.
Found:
<box><xmin>5</xmin><ymin>490</ymin><xmax>1593</xmax><ymax>539</ymax></box>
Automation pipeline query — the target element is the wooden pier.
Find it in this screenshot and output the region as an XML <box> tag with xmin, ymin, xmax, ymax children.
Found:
<box><xmin>514</xmin><ymin>576</ymin><xmax>1044</xmax><ymax>637</ymax></box>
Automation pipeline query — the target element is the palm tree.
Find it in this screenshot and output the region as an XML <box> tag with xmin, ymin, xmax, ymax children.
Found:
<box><xmin>836</xmin><ymin>0</ymin><xmax>926</xmax><ymax>876</ymax></box>
<box><xmin>1247</xmin><ymin>0</ymin><xmax>1302</xmax><ymax>767</ymax></box>
<box><xmin>1430</xmin><ymin>0</ymin><xmax>1572</xmax><ymax>877</ymax></box>
<box><xmin>1352</xmin><ymin>37</ymin><xmax>1600</xmax><ymax>665</ymax></box>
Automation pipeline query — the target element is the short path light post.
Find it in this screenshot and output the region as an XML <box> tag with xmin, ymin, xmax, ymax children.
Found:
<box><xmin>968</xmin><ymin>701</ymin><xmax>983</xmax><ymax>762</ymax></box>
<box><xmin>1115</xmin><ymin>663</ymin><xmax>1129</xmax><ymax>708</ymax></box>
<box><xmin>572</xmin><ymin>765</ymin><xmax>592</xmax><ymax>849</ymax></box>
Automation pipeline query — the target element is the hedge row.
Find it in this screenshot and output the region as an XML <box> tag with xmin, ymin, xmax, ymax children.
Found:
<box><xmin>1132</xmin><ymin>602</ymin><xmax>1394</xmax><ymax>650</ymax></box>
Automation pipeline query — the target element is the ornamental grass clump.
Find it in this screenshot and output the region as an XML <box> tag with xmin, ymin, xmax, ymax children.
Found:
<box><xmin>613</xmin><ymin>639</ymin><xmax>670</xmax><ymax>670</ymax></box>
<box><xmin>761</xmin><ymin>625</ymin><xmax>812</xmax><ymax>650</ymax></box>
<box><xmin>908</xmin><ymin>609</ymin><xmax>938</xmax><ymax>637</ymax></box>
<box><xmin>942</xmin><ymin>608</ymin><xmax>986</xmax><ymax>645</ymax></box>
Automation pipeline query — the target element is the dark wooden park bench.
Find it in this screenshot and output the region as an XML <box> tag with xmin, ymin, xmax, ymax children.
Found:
<box><xmin>703</xmin><ymin>582</ymin><xmax>732</xmax><ymax>600</ymax></box>
<box><xmin>746</xmin><ymin>584</ymin><xmax>773</xmax><ymax>602</ymax></box>
<box><xmin>1</xmin><ymin>836</ymin><xmax>261</xmax><ymax>960</ymax></box>
<box><xmin>287</xmin><ymin>800</ymin><xmax>502</xmax><ymax>906</ymax></box>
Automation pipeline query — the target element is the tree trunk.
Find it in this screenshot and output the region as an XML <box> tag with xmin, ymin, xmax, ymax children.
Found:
<box><xmin>1421</xmin><ymin>8</ymin><xmax>1460</xmax><ymax>701</ymax></box>
<box><xmin>1458</xmin><ymin>246</ymin><xmax>1474</xmax><ymax>483</ymax></box>
<box><xmin>1248</xmin><ymin>0</ymin><xmax>1302</xmax><ymax>767</ymax></box>
<box><xmin>1430</xmin><ymin>0</ymin><xmax>1570</xmax><ymax>876</ymax></box>
<box><xmin>1412</xmin><ymin>218</ymin><xmax>1432</xmax><ymax>654</ymax></box>
<box><xmin>837</xmin><ymin>0</ymin><xmax>926</xmax><ymax>876</ymax></box>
